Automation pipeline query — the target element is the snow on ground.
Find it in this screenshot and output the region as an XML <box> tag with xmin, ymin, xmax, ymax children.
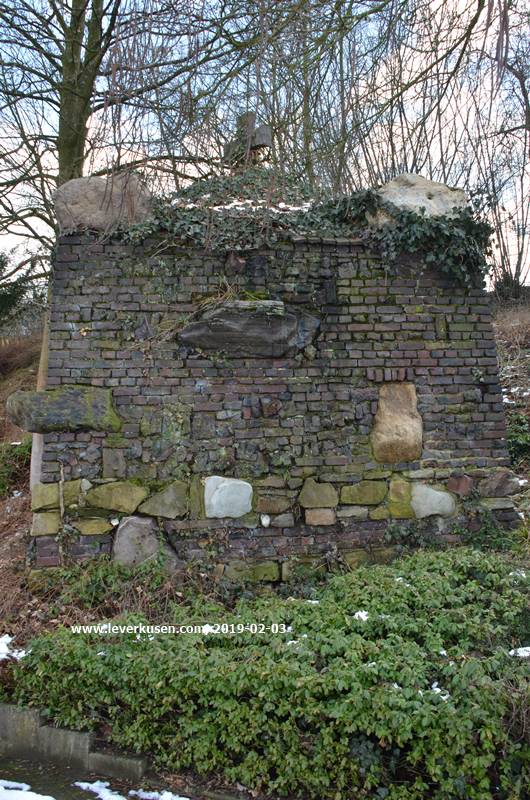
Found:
<box><xmin>74</xmin><ymin>782</ymin><xmax>190</xmax><ymax>800</ymax></box>
<box><xmin>0</xmin><ymin>780</ymin><xmax>55</xmax><ymax>800</ymax></box>
<box><xmin>509</xmin><ymin>646</ymin><xmax>530</xmax><ymax>658</ymax></box>
<box><xmin>0</xmin><ymin>634</ymin><xmax>26</xmax><ymax>661</ymax></box>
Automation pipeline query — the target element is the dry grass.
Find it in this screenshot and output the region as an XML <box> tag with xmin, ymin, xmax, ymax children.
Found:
<box><xmin>0</xmin><ymin>334</ymin><xmax>41</xmax><ymax>441</ymax></box>
<box><xmin>492</xmin><ymin>305</ymin><xmax>530</xmax><ymax>410</ymax></box>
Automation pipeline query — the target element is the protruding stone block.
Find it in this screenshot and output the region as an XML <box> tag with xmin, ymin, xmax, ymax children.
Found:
<box><xmin>204</xmin><ymin>476</ymin><xmax>253</xmax><ymax>518</ymax></box>
<box><xmin>411</xmin><ymin>484</ymin><xmax>456</xmax><ymax>518</ymax></box>
<box><xmin>86</xmin><ymin>481</ymin><xmax>148</xmax><ymax>513</ymax></box>
<box><xmin>138</xmin><ymin>480</ymin><xmax>188</xmax><ymax>518</ymax></box>
<box><xmin>55</xmin><ymin>172</ymin><xmax>152</xmax><ymax>233</ymax></box>
<box><xmin>371</xmin><ymin>383</ymin><xmax>422</xmax><ymax>463</ymax></box>
<box><xmin>340</xmin><ymin>481</ymin><xmax>387</xmax><ymax>505</ymax></box>
<box><xmin>178</xmin><ymin>300</ymin><xmax>319</xmax><ymax>358</ymax></box>
<box><xmin>7</xmin><ymin>386</ymin><xmax>122</xmax><ymax>433</ymax></box>
<box><xmin>224</xmin><ymin>560</ymin><xmax>280</xmax><ymax>582</ymax></box>
<box><xmin>73</xmin><ymin>518</ymin><xmax>114</xmax><ymax>535</ymax></box>
<box><xmin>31</xmin><ymin>479</ymin><xmax>84</xmax><ymax>511</ymax></box>
<box><xmin>299</xmin><ymin>478</ymin><xmax>338</xmax><ymax>508</ymax></box>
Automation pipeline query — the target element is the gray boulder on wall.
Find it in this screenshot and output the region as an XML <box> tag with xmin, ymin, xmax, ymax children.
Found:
<box><xmin>54</xmin><ymin>172</ymin><xmax>152</xmax><ymax>233</ymax></box>
<box><xmin>369</xmin><ymin>173</ymin><xmax>469</xmax><ymax>226</ymax></box>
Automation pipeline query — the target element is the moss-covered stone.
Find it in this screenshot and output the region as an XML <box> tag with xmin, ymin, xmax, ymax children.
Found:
<box><xmin>27</xmin><ymin>568</ymin><xmax>61</xmax><ymax>593</ymax></box>
<box><xmin>298</xmin><ymin>478</ymin><xmax>338</xmax><ymax>508</ymax></box>
<box><xmin>281</xmin><ymin>555</ymin><xmax>323</xmax><ymax>581</ymax></box>
<box><xmin>224</xmin><ymin>560</ymin><xmax>280</xmax><ymax>582</ymax></box>
<box><xmin>31</xmin><ymin>479</ymin><xmax>84</xmax><ymax>511</ymax></box>
<box><xmin>369</xmin><ymin>505</ymin><xmax>389</xmax><ymax>520</ymax></box>
<box><xmin>73</xmin><ymin>518</ymin><xmax>114</xmax><ymax>535</ymax></box>
<box><xmin>31</xmin><ymin>512</ymin><xmax>61</xmax><ymax>536</ymax></box>
<box><xmin>86</xmin><ymin>481</ymin><xmax>148</xmax><ymax>513</ymax></box>
<box><xmin>388</xmin><ymin>479</ymin><xmax>414</xmax><ymax>518</ymax></box>
<box><xmin>340</xmin><ymin>481</ymin><xmax>387</xmax><ymax>505</ymax></box>
<box><xmin>6</xmin><ymin>385</ymin><xmax>122</xmax><ymax>433</ymax></box>
<box><xmin>256</xmin><ymin>495</ymin><xmax>291</xmax><ymax>514</ymax></box>
<box><xmin>189</xmin><ymin>475</ymin><xmax>205</xmax><ymax>519</ymax></box>
<box><xmin>138</xmin><ymin>480</ymin><xmax>188</xmax><ymax>519</ymax></box>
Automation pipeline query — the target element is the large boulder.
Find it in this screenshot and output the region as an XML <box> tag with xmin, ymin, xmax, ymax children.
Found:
<box><xmin>55</xmin><ymin>172</ymin><xmax>152</xmax><ymax>234</ymax></box>
<box><xmin>371</xmin><ymin>383</ymin><xmax>423</xmax><ymax>463</ymax></box>
<box><xmin>138</xmin><ymin>481</ymin><xmax>188</xmax><ymax>519</ymax></box>
<box><xmin>112</xmin><ymin>516</ymin><xmax>159</xmax><ymax>567</ymax></box>
<box><xmin>204</xmin><ymin>476</ymin><xmax>253</xmax><ymax>518</ymax></box>
<box><xmin>411</xmin><ymin>484</ymin><xmax>456</xmax><ymax>518</ymax></box>
<box><xmin>7</xmin><ymin>385</ymin><xmax>121</xmax><ymax>433</ymax></box>
<box><xmin>178</xmin><ymin>300</ymin><xmax>319</xmax><ymax>358</ymax></box>
<box><xmin>86</xmin><ymin>481</ymin><xmax>148</xmax><ymax>514</ymax></box>
<box><xmin>369</xmin><ymin>173</ymin><xmax>468</xmax><ymax>225</ymax></box>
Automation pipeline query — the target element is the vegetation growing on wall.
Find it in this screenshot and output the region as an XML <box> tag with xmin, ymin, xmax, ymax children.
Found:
<box><xmin>122</xmin><ymin>168</ymin><xmax>492</xmax><ymax>287</ymax></box>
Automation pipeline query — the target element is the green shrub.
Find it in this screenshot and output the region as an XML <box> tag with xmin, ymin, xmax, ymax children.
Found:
<box><xmin>0</xmin><ymin>438</ymin><xmax>31</xmax><ymax>498</ymax></box>
<box><xmin>506</xmin><ymin>411</ymin><xmax>530</xmax><ymax>467</ymax></box>
<box><xmin>10</xmin><ymin>549</ymin><xmax>530</xmax><ymax>799</ymax></box>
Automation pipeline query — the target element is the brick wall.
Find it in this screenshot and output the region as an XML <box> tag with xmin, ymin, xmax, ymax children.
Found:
<box><xmin>30</xmin><ymin>232</ymin><xmax>517</xmax><ymax>571</ymax></box>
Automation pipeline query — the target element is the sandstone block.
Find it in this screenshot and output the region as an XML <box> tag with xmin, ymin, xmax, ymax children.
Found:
<box><xmin>204</xmin><ymin>476</ymin><xmax>253</xmax><ymax>518</ymax></box>
<box><xmin>7</xmin><ymin>386</ymin><xmax>121</xmax><ymax>434</ymax></box>
<box><xmin>411</xmin><ymin>484</ymin><xmax>456</xmax><ymax>518</ymax></box>
<box><xmin>55</xmin><ymin>172</ymin><xmax>152</xmax><ymax>233</ymax></box>
<box><xmin>299</xmin><ymin>478</ymin><xmax>338</xmax><ymax>508</ymax></box>
<box><xmin>139</xmin><ymin>481</ymin><xmax>188</xmax><ymax>519</ymax></box>
<box><xmin>305</xmin><ymin>507</ymin><xmax>336</xmax><ymax>525</ymax></box>
<box><xmin>478</xmin><ymin>470</ymin><xmax>521</xmax><ymax>498</ymax></box>
<box><xmin>112</xmin><ymin>516</ymin><xmax>159</xmax><ymax>567</ymax></box>
<box><xmin>388</xmin><ymin>479</ymin><xmax>414</xmax><ymax>518</ymax></box>
<box><xmin>369</xmin><ymin>173</ymin><xmax>468</xmax><ymax>226</ymax></box>
<box><xmin>371</xmin><ymin>383</ymin><xmax>422</xmax><ymax>463</ymax></box>
<box><xmin>31</xmin><ymin>512</ymin><xmax>61</xmax><ymax>536</ymax></box>
<box><xmin>86</xmin><ymin>481</ymin><xmax>148</xmax><ymax>513</ymax></box>
<box><xmin>340</xmin><ymin>480</ymin><xmax>387</xmax><ymax>505</ymax></box>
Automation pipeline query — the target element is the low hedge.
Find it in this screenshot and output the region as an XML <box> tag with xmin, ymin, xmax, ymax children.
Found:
<box><xmin>9</xmin><ymin>549</ymin><xmax>530</xmax><ymax>799</ymax></box>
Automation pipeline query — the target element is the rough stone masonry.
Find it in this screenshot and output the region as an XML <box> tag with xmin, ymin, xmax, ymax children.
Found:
<box><xmin>7</xmin><ymin>173</ymin><xmax>522</xmax><ymax>579</ymax></box>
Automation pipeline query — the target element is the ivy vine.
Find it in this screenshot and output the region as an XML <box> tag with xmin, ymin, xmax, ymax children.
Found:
<box><xmin>121</xmin><ymin>167</ymin><xmax>492</xmax><ymax>287</ymax></box>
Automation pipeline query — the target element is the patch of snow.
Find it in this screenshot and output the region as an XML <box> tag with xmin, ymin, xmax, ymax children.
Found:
<box><xmin>0</xmin><ymin>634</ymin><xmax>26</xmax><ymax>661</ymax></box>
<box><xmin>0</xmin><ymin>784</ymin><xmax>31</xmax><ymax>792</ymax></box>
<box><xmin>353</xmin><ymin>610</ymin><xmax>369</xmax><ymax>621</ymax></box>
<box><xmin>74</xmin><ymin>782</ymin><xmax>126</xmax><ymax>800</ymax></box>
<box><xmin>509</xmin><ymin>570</ymin><xmax>527</xmax><ymax>579</ymax></box>
<box><xmin>509</xmin><ymin>646</ymin><xmax>530</xmax><ymax>658</ymax></box>
<box><xmin>0</xmin><ymin>782</ymin><xmax>56</xmax><ymax>800</ymax></box>
<box><xmin>130</xmin><ymin>791</ymin><xmax>190</xmax><ymax>800</ymax></box>
<box><xmin>518</xmin><ymin>479</ymin><xmax>528</xmax><ymax>486</ymax></box>
<box><xmin>430</xmin><ymin>681</ymin><xmax>450</xmax><ymax>700</ymax></box>
<box><xmin>306</xmin><ymin>599</ymin><xmax>319</xmax><ymax>605</ymax></box>
<box><xmin>439</xmin><ymin>649</ymin><xmax>447</xmax><ymax>656</ymax></box>
<box><xmin>286</xmin><ymin>640</ymin><xmax>298</xmax><ymax>646</ymax></box>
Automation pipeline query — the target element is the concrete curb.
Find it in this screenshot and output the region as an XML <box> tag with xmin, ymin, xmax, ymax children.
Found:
<box><xmin>0</xmin><ymin>702</ymin><xmax>147</xmax><ymax>780</ymax></box>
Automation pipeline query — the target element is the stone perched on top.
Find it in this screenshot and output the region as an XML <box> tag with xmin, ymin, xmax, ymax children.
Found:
<box><xmin>55</xmin><ymin>172</ymin><xmax>152</xmax><ymax>234</ymax></box>
<box><xmin>138</xmin><ymin>480</ymin><xmax>188</xmax><ymax>519</ymax></box>
<box><xmin>371</xmin><ymin>383</ymin><xmax>422</xmax><ymax>463</ymax></box>
<box><xmin>411</xmin><ymin>484</ymin><xmax>456</xmax><ymax>518</ymax></box>
<box><xmin>204</xmin><ymin>476</ymin><xmax>253</xmax><ymax>518</ymax></box>
<box><xmin>298</xmin><ymin>478</ymin><xmax>338</xmax><ymax>509</ymax></box>
<box><xmin>340</xmin><ymin>481</ymin><xmax>387</xmax><ymax>506</ymax></box>
<box><xmin>7</xmin><ymin>385</ymin><xmax>121</xmax><ymax>434</ymax></box>
<box><xmin>369</xmin><ymin>173</ymin><xmax>468</xmax><ymax>225</ymax></box>
<box><xmin>478</xmin><ymin>470</ymin><xmax>520</xmax><ymax>498</ymax></box>
<box><xmin>86</xmin><ymin>481</ymin><xmax>148</xmax><ymax>514</ymax></box>
<box><xmin>178</xmin><ymin>301</ymin><xmax>319</xmax><ymax>358</ymax></box>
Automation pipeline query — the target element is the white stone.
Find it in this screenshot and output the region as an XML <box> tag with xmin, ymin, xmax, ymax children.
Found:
<box><xmin>204</xmin><ymin>476</ymin><xmax>253</xmax><ymax>518</ymax></box>
<box><xmin>411</xmin><ymin>484</ymin><xmax>456</xmax><ymax>518</ymax></box>
<box><xmin>55</xmin><ymin>172</ymin><xmax>152</xmax><ymax>233</ymax></box>
<box><xmin>369</xmin><ymin>173</ymin><xmax>468</xmax><ymax>225</ymax></box>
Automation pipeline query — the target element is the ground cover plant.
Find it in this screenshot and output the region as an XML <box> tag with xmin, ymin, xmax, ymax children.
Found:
<box><xmin>3</xmin><ymin>548</ymin><xmax>529</xmax><ymax>800</ymax></box>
